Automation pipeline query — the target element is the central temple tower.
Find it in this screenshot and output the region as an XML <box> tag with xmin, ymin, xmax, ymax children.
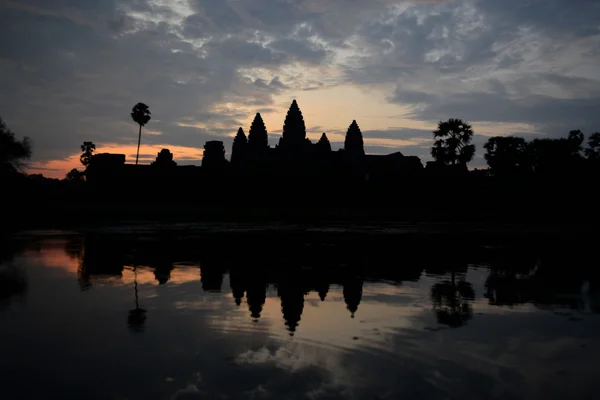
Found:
<box><xmin>278</xmin><ymin>100</ymin><xmax>307</xmax><ymax>153</ymax></box>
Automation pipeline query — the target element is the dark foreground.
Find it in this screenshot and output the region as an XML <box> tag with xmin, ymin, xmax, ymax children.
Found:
<box><xmin>1</xmin><ymin>226</ymin><xmax>599</xmax><ymax>399</ymax></box>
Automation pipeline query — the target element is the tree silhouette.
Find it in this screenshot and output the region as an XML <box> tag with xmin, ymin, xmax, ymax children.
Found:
<box><xmin>0</xmin><ymin>117</ymin><xmax>31</xmax><ymax>173</ymax></box>
<box><xmin>344</xmin><ymin>120</ymin><xmax>365</xmax><ymax>158</ymax></box>
<box><xmin>248</xmin><ymin>113</ymin><xmax>269</xmax><ymax>155</ymax></box>
<box><xmin>431</xmin><ymin>118</ymin><xmax>475</xmax><ymax>166</ymax></box>
<box><xmin>130</xmin><ymin>103</ymin><xmax>151</xmax><ymax>165</ymax></box>
<box><xmin>65</xmin><ymin>168</ymin><xmax>84</xmax><ymax>183</ymax></box>
<box><xmin>279</xmin><ymin>99</ymin><xmax>307</xmax><ymax>151</ymax></box>
<box><xmin>231</xmin><ymin>127</ymin><xmax>248</xmax><ymax>165</ymax></box>
<box><xmin>484</xmin><ymin>136</ymin><xmax>532</xmax><ymax>175</ymax></box>
<box><xmin>585</xmin><ymin>132</ymin><xmax>600</xmax><ymax>161</ymax></box>
<box><xmin>151</xmin><ymin>149</ymin><xmax>176</xmax><ymax>167</ymax></box>
<box><xmin>80</xmin><ymin>141</ymin><xmax>96</xmax><ymax>167</ymax></box>
<box><xmin>568</xmin><ymin>130</ymin><xmax>584</xmax><ymax>153</ymax></box>
<box><xmin>531</xmin><ymin>132</ymin><xmax>584</xmax><ymax>174</ymax></box>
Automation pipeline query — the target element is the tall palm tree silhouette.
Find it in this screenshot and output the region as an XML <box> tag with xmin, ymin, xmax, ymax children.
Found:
<box><xmin>130</xmin><ymin>103</ymin><xmax>151</xmax><ymax>165</ymax></box>
<box><xmin>128</xmin><ymin>265</ymin><xmax>147</xmax><ymax>333</ymax></box>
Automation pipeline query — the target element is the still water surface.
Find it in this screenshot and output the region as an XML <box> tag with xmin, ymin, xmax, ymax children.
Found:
<box><xmin>1</xmin><ymin>228</ymin><xmax>599</xmax><ymax>399</ymax></box>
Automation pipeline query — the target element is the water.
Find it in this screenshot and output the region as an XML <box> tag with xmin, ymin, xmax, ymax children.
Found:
<box><xmin>1</xmin><ymin>228</ymin><xmax>599</xmax><ymax>400</ymax></box>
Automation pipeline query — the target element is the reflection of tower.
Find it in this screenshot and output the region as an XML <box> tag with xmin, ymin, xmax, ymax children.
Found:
<box><xmin>343</xmin><ymin>277</ymin><xmax>364</xmax><ymax>318</ymax></box>
<box><xmin>64</xmin><ymin>236</ymin><xmax>84</xmax><ymax>260</ymax></box>
<box><xmin>200</xmin><ymin>260</ymin><xmax>225</xmax><ymax>292</ymax></box>
<box><xmin>152</xmin><ymin>261</ymin><xmax>174</xmax><ymax>285</ymax></box>
<box><xmin>80</xmin><ymin>235</ymin><xmax>126</xmax><ymax>289</ymax></box>
<box><xmin>278</xmin><ymin>282</ymin><xmax>305</xmax><ymax>335</ymax></box>
<box><xmin>247</xmin><ymin>281</ymin><xmax>267</xmax><ymax>321</ymax></box>
<box><xmin>315</xmin><ymin>281</ymin><xmax>330</xmax><ymax>302</ymax></box>
<box><xmin>229</xmin><ymin>272</ymin><xmax>246</xmax><ymax>306</ymax></box>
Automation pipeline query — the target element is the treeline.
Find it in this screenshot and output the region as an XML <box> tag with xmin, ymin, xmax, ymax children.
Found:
<box><xmin>482</xmin><ymin>129</ymin><xmax>598</xmax><ymax>176</ymax></box>
<box><xmin>427</xmin><ymin>118</ymin><xmax>599</xmax><ymax>176</ymax></box>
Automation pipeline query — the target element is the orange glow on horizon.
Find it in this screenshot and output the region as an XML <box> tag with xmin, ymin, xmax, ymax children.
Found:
<box><xmin>28</xmin><ymin>143</ymin><xmax>205</xmax><ymax>179</ymax></box>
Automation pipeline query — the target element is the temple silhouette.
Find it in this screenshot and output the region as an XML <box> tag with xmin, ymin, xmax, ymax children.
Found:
<box><xmin>85</xmin><ymin>100</ymin><xmax>423</xmax><ymax>188</ymax></box>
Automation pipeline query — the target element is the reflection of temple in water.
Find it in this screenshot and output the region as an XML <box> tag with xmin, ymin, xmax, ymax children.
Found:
<box><xmin>246</xmin><ymin>281</ymin><xmax>267</xmax><ymax>320</ymax></box>
<box><xmin>277</xmin><ymin>280</ymin><xmax>305</xmax><ymax>336</ymax></box>
<box><xmin>316</xmin><ymin>281</ymin><xmax>329</xmax><ymax>302</ymax></box>
<box><xmin>78</xmin><ymin>235</ymin><xmax>127</xmax><ymax>289</ymax></box>
<box><xmin>71</xmin><ymin>233</ymin><xmax>600</xmax><ymax>335</ymax></box>
<box><xmin>152</xmin><ymin>260</ymin><xmax>174</xmax><ymax>285</ymax></box>
<box><xmin>200</xmin><ymin>260</ymin><xmax>225</xmax><ymax>293</ymax></box>
<box><xmin>229</xmin><ymin>273</ymin><xmax>245</xmax><ymax>306</ymax></box>
<box><xmin>343</xmin><ymin>277</ymin><xmax>363</xmax><ymax>318</ymax></box>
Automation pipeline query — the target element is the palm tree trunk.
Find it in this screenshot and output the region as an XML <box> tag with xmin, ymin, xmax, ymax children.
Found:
<box><xmin>135</xmin><ymin>124</ymin><xmax>142</xmax><ymax>165</ymax></box>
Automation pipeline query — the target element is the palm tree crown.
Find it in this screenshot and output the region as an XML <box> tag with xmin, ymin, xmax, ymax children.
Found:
<box><xmin>131</xmin><ymin>103</ymin><xmax>151</xmax><ymax>127</ymax></box>
<box><xmin>431</xmin><ymin>118</ymin><xmax>475</xmax><ymax>166</ymax></box>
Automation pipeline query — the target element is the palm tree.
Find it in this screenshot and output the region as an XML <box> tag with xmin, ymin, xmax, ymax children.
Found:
<box><xmin>431</xmin><ymin>118</ymin><xmax>475</xmax><ymax>167</ymax></box>
<box><xmin>80</xmin><ymin>141</ymin><xmax>96</xmax><ymax>167</ymax></box>
<box><xmin>0</xmin><ymin>116</ymin><xmax>31</xmax><ymax>173</ymax></box>
<box><xmin>585</xmin><ymin>132</ymin><xmax>600</xmax><ymax>161</ymax></box>
<box><xmin>130</xmin><ymin>103</ymin><xmax>151</xmax><ymax>165</ymax></box>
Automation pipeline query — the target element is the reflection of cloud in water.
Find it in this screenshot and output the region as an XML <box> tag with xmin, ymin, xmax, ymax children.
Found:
<box><xmin>6</xmin><ymin>233</ymin><xmax>600</xmax><ymax>399</ymax></box>
<box><xmin>169</xmin><ymin>266</ymin><xmax>201</xmax><ymax>285</ymax></box>
<box><xmin>233</xmin><ymin>311</ymin><xmax>600</xmax><ymax>399</ymax></box>
<box><xmin>113</xmin><ymin>266</ymin><xmax>202</xmax><ymax>286</ymax></box>
<box><xmin>236</xmin><ymin>344</ymin><xmax>360</xmax><ymax>399</ymax></box>
<box><xmin>169</xmin><ymin>385</ymin><xmax>202</xmax><ymax>400</ymax></box>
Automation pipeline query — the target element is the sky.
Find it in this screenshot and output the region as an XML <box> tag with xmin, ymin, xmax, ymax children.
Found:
<box><xmin>1</xmin><ymin>0</ymin><xmax>599</xmax><ymax>178</ymax></box>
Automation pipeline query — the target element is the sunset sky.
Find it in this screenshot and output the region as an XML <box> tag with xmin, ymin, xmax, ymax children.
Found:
<box><xmin>1</xmin><ymin>0</ymin><xmax>599</xmax><ymax>178</ymax></box>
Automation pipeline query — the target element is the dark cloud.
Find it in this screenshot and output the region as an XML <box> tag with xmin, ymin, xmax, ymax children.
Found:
<box><xmin>0</xmin><ymin>0</ymin><xmax>598</xmax><ymax>172</ymax></box>
<box><xmin>413</xmin><ymin>93</ymin><xmax>600</xmax><ymax>132</ymax></box>
<box><xmin>344</xmin><ymin>0</ymin><xmax>600</xmax><ymax>134</ymax></box>
<box><xmin>269</xmin><ymin>38</ymin><xmax>329</xmax><ymax>64</ymax></box>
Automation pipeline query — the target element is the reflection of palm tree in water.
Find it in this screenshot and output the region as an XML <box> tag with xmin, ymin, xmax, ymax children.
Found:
<box><xmin>128</xmin><ymin>266</ymin><xmax>147</xmax><ymax>333</ymax></box>
<box><xmin>431</xmin><ymin>271</ymin><xmax>474</xmax><ymax>328</ymax></box>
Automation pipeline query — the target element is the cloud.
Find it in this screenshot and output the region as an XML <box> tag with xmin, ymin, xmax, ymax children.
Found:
<box><xmin>342</xmin><ymin>0</ymin><xmax>600</xmax><ymax>133</ymax></box>
<box><xmin>169</xmin><ymin>385</ymin><xmax>202</xmax><ymax>400</ymax></box>
<box><xmin>1</xmin><ymin>0</ymin><xmax>599</xmax><ymax>177</ymax></box>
